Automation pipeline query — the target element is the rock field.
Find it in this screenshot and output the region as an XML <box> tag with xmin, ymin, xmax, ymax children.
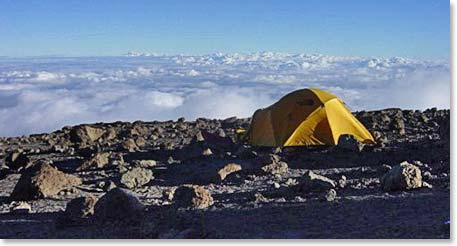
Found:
<box><xmin>0</xmin><ymin>108</ymin><xmax>450</xmax><ymax>239</ymax></box>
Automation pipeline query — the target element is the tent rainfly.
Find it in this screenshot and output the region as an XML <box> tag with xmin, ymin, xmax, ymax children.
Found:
<box><xmin>248</xmin><ymin>88</ymin><xmax>375</xmax><ymax>147</ymax></box>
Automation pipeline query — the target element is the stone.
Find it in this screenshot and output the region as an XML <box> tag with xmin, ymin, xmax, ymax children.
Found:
<box><xmin>381</xmin><ymin>161</ymin><xmax>422</xmax><ymax>191</ymax></box>
<box><xmin>173</xmin><ymin>185</ymin><xmax>214</xmax><ymax>209</ymax></box>
<box><xmin>338</xmin><ymin>175</ymin><xmax>347</xmax><ymax>188</ymax></box>
<box><xmin>64</xmin><ymin>195</ymin><xmax>98</xmax><ymax>221</ymax></box>
<box><xmin>295</xmin><ymin>170</ymin><xmax>337</xmax><ymax>193</ymax></box>
<box><xmin>217</xmin><ymin>163</ymin><xmax>242</xmax><ymax>181</ymax></box>
<box><xmin>76</xmin><ymin>152</ymin><xmax>110</xmax><ymax>171</ymax></box>
<box><xmin>202</xmin><ymin>148</ymin><xmax>213</xmax><ymax>156</ymax></box>
<box><xmin>93</xmin><ymin>188</ymin><xmax>144</xmax><ymax>223</ymax></box>
<box><xmin>10</xmin><ymin>161</ymin><xmax>82</xmax><ymax>200</ymax></box>
<box><xmin>135</xmin><ymin>137</ymin><xmax>146</xmax><ymax>147</ymax></box>
<box><xmin>256</xmin><ymin>154</ymin><xmax>288</xmax><ymax>175</ymax></box>
<box><xmin>135</xmin><ymin>160</ymin><xmax>157</xmax><ymax>168</ymax></box>
<box><xmin>336</xmin><ymin>134</ymin><xmax>364</xmax><ymax>152</ymax></box>
<box><xmin>120</xmin><ymin>167</ymin><xmax>153</xmax><ymax>189</ymax></box>
<box><xmin>121</xmin><ymin>139</ymin><xmax>139</xmax><ymax>152</ymax></box>
<box><xmin>323</xmin><ymin>189</ymin><xmax>337</xmax><ymax>202</ymax></box>
<box><xmin>10</xmin><ymin>201</ymin><xmax>31</xmax><ymax>214</ymax></box>
<box><xmin>5</xmin><ymin>150</ymin><xmax>30</xmax><ymax>170</ymax></box>
<box><xmin>70</xmin><ymin>125</ymin><xmax>105</xmax><ymax>145</ymax></box>
<box><xmin>422</xmin><ymin>181</ymin><xmax>433</xmax><ymax>189</ymax></box>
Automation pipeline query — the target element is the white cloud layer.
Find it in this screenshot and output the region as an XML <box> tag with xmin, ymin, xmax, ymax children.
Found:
<box><xmin>0</xmin><ymin>52</ymin><xmax>450</xmax><ymax>136</ymax></box>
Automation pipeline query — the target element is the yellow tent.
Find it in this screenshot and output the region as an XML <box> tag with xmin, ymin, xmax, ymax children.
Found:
<box><xmin>248</xmin><ymin>88</ymin><xmax>375</xmax><ymax>147</ymax></box>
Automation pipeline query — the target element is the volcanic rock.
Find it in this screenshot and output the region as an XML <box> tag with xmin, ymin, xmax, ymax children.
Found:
<box><xmin>381</xmin><ymin>161</ymin><xmax>422</xmax><ymax>191</ymax></box>
<box><xmin>120</xmin><ymin>167</ymin><xmax>153</xmax><ymax>189</ymax></box>
<box><xmin>76</xmin><ymin>152</ymin><xmax>110</xmax><ymax>171</ymax></box>
<box><xmin>63</xmin><ymin>195</ymin><xmax>98</xmax><ymax>222</ymax></box>
<box><xmin>257</xmin><ymin>154</ymin><xmax>288</xmax><ymax>175</ymax></box>
<box><xmin>217</xmin><ymin>163</ymin><xmax>242</xmax><ymax>181</ymax></box>
<box><xmin>5</xmin><ymin>150</ymin><xmax>30</xmax><ymax>171</ymax></box>
<box><xmin>295</xmin><ymin>170</ymin><xmax>337</xmax><ymax>193</ymax></box>
<box><xmin>10</xmin><ymin>201</ymin><xmax>32</xmax><ymax>214</ymax></box>
<box><xmin>10</xmin><ymin>161</ymin><xmax>82</xmax><ymax>200</ymax></box>
<box><xmin>120</xmin><ymin>139</ymin><xmax>139</xmax><ymax>152</ymax></box>
<box><xmin>70</xmin><ymin>125</ymin><xmax>105</xmax><ymax>145</ymax></box>
<box><xmin>173</xmin><ymin>185</ymin><xmax>214</xmax><ymax>209</ymax></box>
<box><xmin>93</xmin><ymin>188</ymin><xmax>144</xmax><ymax>223</ymax></box>
<box><xmin>336</xmin><ymin>134</ymin><xmax>364</xmax><ymax>152</ymax></box>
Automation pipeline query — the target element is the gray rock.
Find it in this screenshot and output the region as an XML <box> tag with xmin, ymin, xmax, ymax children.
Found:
<box><xmin>295</xmin><ymin>170</ymin><xmax>337</xmax><ymax>193</ymax></box>
<box><xmin>336</xmin><ymin>134</ymin><xmax>364</xmax><ymax>152</ymax></box>
<box><xmin>323</xmin><ymin>189</ymin><xmax>337</xmax><ymax>202</ymax></box>
<box><xmin>93</xmin><ymin>188</ymin><xmax>144</xmax><ymax>223</ymax></box>
<box><xmin>120</xmin><ymin>167</ymin><xmax>153</xmax><ymax>189</ymax></box>
<box><xmin>76</xmin><ymin>152</ymin><xmax>110</xmax><ymax>171</ymax></box>
<box><xmin>381</xmin><ymin>161</ymin><xmax>422</xmax><ymax>191</ymax></box>
<box><xmin>217</xmin><ymin>163</ymin><xmax>242</xmax><ymax>181</ymax></box>
<box><xmin>64</xmin><ymin>195</ymin><xmax>98</xmax><ymax>222</ymax></box>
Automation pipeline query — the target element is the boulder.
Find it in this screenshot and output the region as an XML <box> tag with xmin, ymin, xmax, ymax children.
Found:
<box><xmin>173</xmin><ymin>185</ymin><xmax>214</xmax><ymax>209</ymax></box>
<box><xmin>217</xmin><ymin>163</ymin><xmax>242</xmax><ymax>181</ymax></box>
<box><xmin>381</xmin><ymin>161</ymin><xmax>422</xmax><ymax>191</ymax></box>
<box><xmin>120</xmin><ymin>139</ymin><xmax>139</xmax><ymax>152</ymax></box>
<box><xmin>70</xmin><ymin>125</ymin><xmax>105</xmax><ymax>145</ymax></box>
<box><xmin>76</xmin><ymin>152</ymin><xmax>110</xmax><ymax>171</ymax></box>
<box><xmin>120</xmin><ymin>167</ymin><xmax>153</xmax><ymax>189</ymax></box>
<box><xmin>93</xmin><ymin>188</ymin><xmax>144</xmax><ymax>223</ymax></box>
<box><xmin>10</xmin><ymin>161</ymin><xmax>82</xmax><ymax>200</ymax></box>
<box><xmin>295</xmin><ymin>170</ymin><xmax>337</xmax><ymax>193</ymax></box>
<box><xmin>63</xmin><ymin>195</ymin><xmax>98</xmax><ymax>222</ymax></box>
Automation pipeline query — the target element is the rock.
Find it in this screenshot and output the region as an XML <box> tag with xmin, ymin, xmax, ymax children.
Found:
<box><xmin>70</xmin><ymin>125</ymin><xmax>105</xmax><ymax>145</ymax></box>
<box><xmin>10</xmin><ymin>161</ymin><xmax>82</xmax><ymax>200</ymax></box>
<box><xmin>121</xmin><ymin>139</ymin><xmax>139</xmax><ymax>152</ymax></box>
<box><xmin>202</xmin><ymin>148</ymin><xmax>213</xmax><ymax>156</ymax></box>
<box><xmin>338</xmin><ymin>175</ymin><xmax>347</xmax><ymax>188</ymax></box>
<box><xmin>63</xmin><ymin>195</ymin><xmax>98</xmax><ymax>221</ymax></box>
<box><xmin>5</xmin><ymin>150</ymin><xmax>30</xmax><ymax>170</ymax></box>
<box><xmin>173</xmin><ymin>185</ymin><xmax>214</xmax><ymax>209</ymax></box>
<box><xmin>336</xmin><ymin>134</ymin><xmax>364</xmax><ymax>152</ymax></box>
<box><xmin>134</xmin><ymin>160</ymin><xmax>157</xmax><ymax>168</ymax></box>
<box><xmin>257</xmin><ymin>154</ymin><xmax>288</xmax><ymax>175</ymax></box>
<box><xmin>381</xmin><ymin>161</ymin><xmax>422</xmax><ymax>191</ymax></box>
<box><xmin>10</xmin><ymin>201</ymin><xmax>31</xmax><ymax>214</ymax></box>
<box><xmin>273</xmin><ymin>182</ymin><xmax>281</xmax><ymax>189</ymax></box>
<box><xmin>254</xmin><ymin>192</ymin><xmax>269</xmax><ymax>203</ymax></box>
<box><xmin>217</xmin><ymin>163</ymin><xmax>242</xmax><ymax>181</ymax></box>
<box><xmin>76</xmin><ymin>152</ymin><xmax>110</xmax><ymax>171</ymax></box>
<box><xmin>120</xmin><ymin>167</ymin><xmax>153</xmax><ymax>189</ymax></box>
<box><xmin>422</xmin><ymin>181</ymin><xmax>433</xmax><ymax>189</ymax></box>
<box><xmin>135</xmin><ymin>137</ymin><xmax>146</xmax><ymax>147</ymax></box>
<box><xmin>261</xmin><ymin>161</ymin><xmax>288</xmax><ymax>176</ymax></box>
<box><xmin>323</xmin><ymin>189</ymin><xmax>337</xmax><ymax>202</ymax></box>
<box><xmin>93</xmin><ymin>188</ymin><xmax>144</xmax><ymax>223</ymax></box>
<box><xmin>295</xmin><ymin>171</ymin><xmax>337</xmax><ymax>193</ymax></box>
<box><xmin>422</xmin><ymin>171</ymin><xmax>433</xmax><ymax>181</ymax></box>
<box><xmin>103</xmin><ymin>180</ymin><xmax>117</xmax><ymax>191</ymax></box>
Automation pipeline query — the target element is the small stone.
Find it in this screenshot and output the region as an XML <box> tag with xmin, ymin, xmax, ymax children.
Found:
<box><xmin>273</xmin><ymin>182</ymin><xmax>281</xmax><ymax>189</ymax></box>
<box><xmin>295</xmin><ymin>170</ymin><xmax>336</xmax><ymax>193</ymax></box>
<box><xmin>202</xmin><ymin>148</ymin><xmax>213</xmax><ymax>156</ymax></box>
<box><xmin>77</xmin><ymin>152</ymin><xmax>110</xmax><ymax>171</ymax></box>
<box><xmin>338</xmin><ymin>175</ymin><xmax>347</xmax><ymax>188</ymax></box>
<box><xmin>64</xmin><ymin>195</ymin><xmax>98</xmax><ymax>221</ymax></box>
<box><xmin>422</xmin><ymin>181</ymin><xmax>433</xmax><ymax>189</ymax></box>
<box><xmin>217</xmin><ymin>163</ymin><xmax>242</xmax><ymax>181</ymax></box>
<box><xmin>121</xmin><ymin>139</ymin><xmax>139</xmax><ymax>152</ymax></box>
<box><xmin>10</xmin><ymin>202</ymin><xmax>31</xmax><ymax>214</ymax></box>
<box><xmin>323</xmin><ymin>189</ymin><xmax>337</xmax><ymax>202</ymax></box>
<box><xmin>135</xmin><ymin>160</ymin><xmax>157</xmax><ymax>168</ymax></box>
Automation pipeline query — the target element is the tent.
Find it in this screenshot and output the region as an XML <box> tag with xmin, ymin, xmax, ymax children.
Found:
<box><xmin>248</xmin><ymin>88</ymin><xmax>375</xmax><ymax>147</ymax></box>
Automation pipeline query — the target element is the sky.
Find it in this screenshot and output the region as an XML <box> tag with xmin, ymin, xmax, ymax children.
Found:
<box><xmin>0</xmin><ymin>0</ymin><xmax>450</xmax><ymax>59</ymax></box>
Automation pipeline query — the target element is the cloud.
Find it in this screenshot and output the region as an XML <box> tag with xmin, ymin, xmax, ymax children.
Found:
<box><xmin>0</xmin><ymin>53</ymin><xmax>449</xmax><ymax>136</ymax></box>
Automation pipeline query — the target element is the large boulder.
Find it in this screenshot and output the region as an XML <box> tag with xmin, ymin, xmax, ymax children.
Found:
<box><xmin>381</xmin><ymin>161</ymin><xmax>422</xmax><ymax>191</ymax></box>
<box><xmin>120</xmin><ymin>167</ymin><xmax>153</xmax><ymax>189</ymax></box>
<box><xmin>295</xmin><ymin>170</ymin><xmax>337</xmax><ymax>193</ymax></box>
<box><xmin>70</xmin><ymin>125</ymin><xmax>105</xmax><ymax>145</ymax></box>
<box><xmin>336</xmin><ymin>134</ymin><xmax>364</xmax><ymax>152</ymax></box>
<box><xmin>93</xmin><ymin>188</ymin><xmax>144</xmax><ymax>223</ymax></box>
<box><xmin>10</xmin><ymin>161</ymin><xmax>82</xmax><ymax>200</ymax></box>
<box><xmin>76</xmin><ymin>152</ymin><xmax>110</xmax><ymax>171</ymax></box>
<box><xmin>173</xmin><ymin>185</ymin><xmax>214</xmax><ymax>209</ymax></box>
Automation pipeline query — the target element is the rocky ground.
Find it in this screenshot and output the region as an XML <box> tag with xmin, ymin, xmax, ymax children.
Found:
<box><xmin>0</xmin><ymin>108</ymin><xmax>450</xmax><ymax>239</ymax></box>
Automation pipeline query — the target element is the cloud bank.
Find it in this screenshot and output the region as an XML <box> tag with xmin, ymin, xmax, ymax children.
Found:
<box><xmin>0</xmin><ymin>52</ymin><xmax>449</xmax><ymax>136</ymax></box>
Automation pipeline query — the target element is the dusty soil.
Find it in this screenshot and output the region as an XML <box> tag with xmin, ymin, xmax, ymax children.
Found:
<box><xmin>0</xmin><ymin>108</ymin><xmax>450</xmax><ymax>239</ymax></box>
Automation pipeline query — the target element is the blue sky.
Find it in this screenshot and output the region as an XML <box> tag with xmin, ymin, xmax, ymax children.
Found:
<box><xmin>0</xmin><ymin>0</ymin><xmax>449</xmax><ymax>59</ymax></box>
